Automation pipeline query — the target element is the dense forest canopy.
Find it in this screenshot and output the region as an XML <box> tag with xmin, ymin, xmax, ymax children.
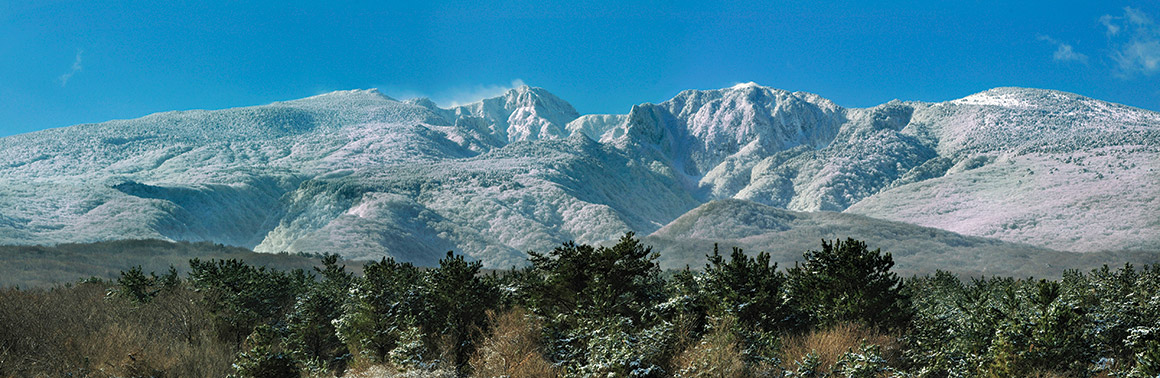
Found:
<box><xmin>2</xmin><ymin>235</ymin><xmax>1159</xmax><ymax>377</ymax></box>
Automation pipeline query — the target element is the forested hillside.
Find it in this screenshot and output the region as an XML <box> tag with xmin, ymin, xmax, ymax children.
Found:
<box><xmin>3</xmin><ymin>236</ymin><xmax>1159</xmax><ymax>377</ymax></box>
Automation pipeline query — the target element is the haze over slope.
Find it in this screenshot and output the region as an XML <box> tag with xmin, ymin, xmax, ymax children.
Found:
<box><xmin>643</xmin><ymin>200</ymin><xmax>1158</xmax><ymax>278</ymax></box>
<box><xmin>0</xmin><ymin>83</ymin><xmax>1155</xmax><ymax>266</ymax></box>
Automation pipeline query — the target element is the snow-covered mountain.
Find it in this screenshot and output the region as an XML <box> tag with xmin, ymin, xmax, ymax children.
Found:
<box><xmin>597</xmin><ymin>85</ymin><xmax>1159</xmax><ymax>253</ymax></box>
<box><xmin>0</xmin><ymin>84</ymin><xmax>1155</xmax><ymax>266</ymax></box>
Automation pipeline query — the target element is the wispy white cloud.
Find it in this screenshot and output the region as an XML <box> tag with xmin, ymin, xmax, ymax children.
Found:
<box><xmin>1125</xmin><ymin>7</ymin><xmax>1152</xmax><ymax>26</ymax></box>
<box><xmin>58</xmin><ymin>49</ymin><xmax>83</xmax><ymax>87</ymax></box>
<box><xmin>384</xmin><ymin>79</ymin><xmax>530</xmax><ymax>108</ymax></box>
<box><xmin>1054</xmin><ymin>43</ymin><xmax>1089</xmax><ymax>62</ymax></box>
<box><xmin>1100</xmin><ymin>14</ymin><xmax>1121</xmax><ymax>36</ymax></box>
<box><xmin>1115</xmin><ymin>40</ymin><xmax>1160</xmax><ymax>74</ymax></box>
<box><xmin>1039</xmin><ymin>35</ymin><xmax>1089</xmax><ymax>63</ymax></box>
<box><xmin>1102</xmin><ymin>7</ymin><xmax>1160</xmax><ymax>76</ymax></box>
<box><xmin>435</xmin><ymin>79</ymin><xmax>528</xmax><ymax>107</ymax></box>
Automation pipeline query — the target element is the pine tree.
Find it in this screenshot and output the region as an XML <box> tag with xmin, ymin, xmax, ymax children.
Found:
<box><xmin>702</xmin><ymin>245</ymin><xmax>798</xmax><ymax>363</ymax></box>
<box><xmin>425</xmin><ymin>251</ymin><xmax>499</xmax><ymax>376</ymax></box>
<box><xmin>786</xmin><ymin>238</ymin><xmax>910</xmax><ymax>330</ymax></box>
<box><xmin>523</xmin><ymin>232</ymin><xmax>669</xmax><ymax>376</ymax></box>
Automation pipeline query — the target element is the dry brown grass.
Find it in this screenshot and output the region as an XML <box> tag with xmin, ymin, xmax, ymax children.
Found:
<box><xmin>778</xmin><ymin>322</ymin><xmax>902</xmax><ymax>371</ymax></box>
<box><xmin>671</xmin><ymin>318</ymin><xmax>754</xmax><ymax>378</ymax></box>
<box><xmin>1023</xmin><ymin>370</ymin><xmax>1080</xmax><ymax>378</ymax></box>
<box><xmin>468</xmin><ymin>307</ymin><xmax>560</xmax><ymax>378</ymax></box>
<box><xmin>0</xmin><ymin>282</ymin><xmax>236</xmax><ymax>377</ymax></box>
<box><xmin>1013</xmin><ymin>368</ymin><xmax>1110</xmax><ymax>378</ymax></box>
<box><xmin>341</xmin><ymin>365</ymin><xmax>456</xmax><ymax>377</ymax></box>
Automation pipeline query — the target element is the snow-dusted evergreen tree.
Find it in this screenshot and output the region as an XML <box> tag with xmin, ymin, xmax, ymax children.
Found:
<box><xmin>285</xmin><ymin>254</ymin><xmax>354</xmax><ymax>373</ymax></box>
<box><xmin>701</xmin><ymin>245</ymin><xmax>797</xmax><ymax>363</ymax></box>
<box><xmin>786</xmin><ymin>238</ymin><xmax>910</xmax><ymax>330</ymax></box>
<box><xmin>522</xmin><ymin>233</ymin><xmax>672</xmax><ymax>377</ymax></box>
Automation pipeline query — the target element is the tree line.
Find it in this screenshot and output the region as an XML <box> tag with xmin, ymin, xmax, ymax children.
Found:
<box><xmin>2</xmin><ymin>233</ymin><xmax>1159</xmax><ymax>377</ymax></box>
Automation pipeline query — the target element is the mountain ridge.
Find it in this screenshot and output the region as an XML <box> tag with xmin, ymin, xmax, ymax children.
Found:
<box><xmin>1</xmin><ymin>83</ymin><xmax>1155</xmax><ymax>266</ymax></box>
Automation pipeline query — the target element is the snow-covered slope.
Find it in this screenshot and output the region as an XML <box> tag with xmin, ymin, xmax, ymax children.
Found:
<box><xmin>0</xmin><ymin>84</ymin><xmax>1155</xmax><ymax>266</ymax></box>
<box><xmin>0</xmin><ymin>86</ymin><xmax>696</xmax><ymax>266</ymax></box>
<box><xmin>592</xmin><ymin>85</ymin><xmax>1159</xmax><ymax>253</ymax></box>
<box><xmin>845</xmin><ymin>88</ymin><xmax>1160</xmax><ymax>252</ymax></box>
<box><xmin>644</xmin><ymin>200</ymin><xmax>1158</xmax><ymax>278</ymax></box>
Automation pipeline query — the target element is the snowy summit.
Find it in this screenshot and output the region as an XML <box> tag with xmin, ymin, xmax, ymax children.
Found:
<box><xmin>0</xmin><ymin>83</ymin><xmax>1156</xmax><ymax>266</ymax></box>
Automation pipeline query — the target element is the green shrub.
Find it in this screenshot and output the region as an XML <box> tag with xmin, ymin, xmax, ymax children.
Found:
<box><xmin>834</xmin><ymin>343</ymin><xmax>891</xmax><ymax>378</ymax></box>
<box><xmin>1132</xmin><ymin>340</ymin><xmax>1160</xmax><ymax>377</ymax></box>
<box><xmin>232</xmin><ymin>324</ymin><xmax>301</xmax><ymax>378</ymax></box>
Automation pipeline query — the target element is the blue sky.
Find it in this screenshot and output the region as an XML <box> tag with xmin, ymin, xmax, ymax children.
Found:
<box><xmin>1</xmin><ymin>0</ymin><xmax>1158</xmax><ymax>137</ymax></box>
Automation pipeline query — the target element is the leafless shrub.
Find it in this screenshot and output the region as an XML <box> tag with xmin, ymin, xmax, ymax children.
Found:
<box><xmin>468</xmin><ymin>307</ymin><xmax>560</xmax><ymax>378</ymax></box>
<box><xmin>0</xmin><ymin>282</ymin><xmax>236</xmax><ymax>377</ymax></box>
